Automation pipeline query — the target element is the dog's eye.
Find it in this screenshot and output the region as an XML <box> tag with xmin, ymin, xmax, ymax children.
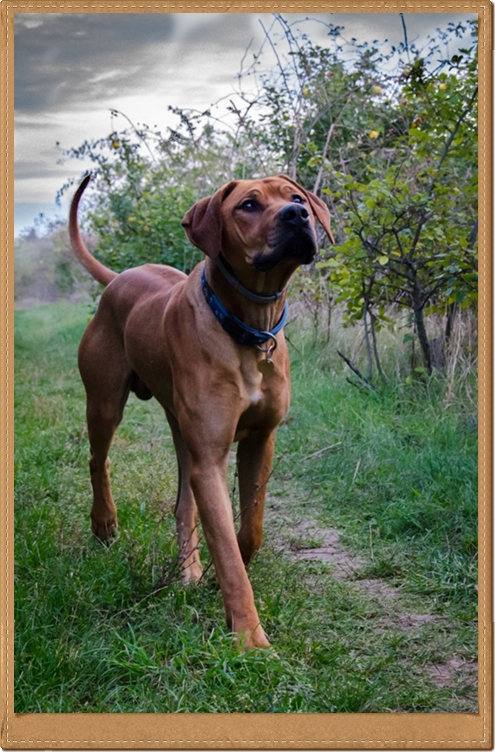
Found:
<box><xmin>292</xmin><ymin>195</ymin><xmax>305</xmax><ymax>204</ymax></box>
<box><xmin>239</xmin><ymin>198</ymin><xmax>260</xmax><ymax>212</ymax></box>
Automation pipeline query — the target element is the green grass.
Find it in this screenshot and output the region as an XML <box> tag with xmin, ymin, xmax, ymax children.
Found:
<box><xmin>275</xmin><ymin>336</ymin><xmax>478</xmax><ymax>614</ymax></box>
<box><xmin>14</xmin><ymin>301</ymin><xmax>478</xmax><ymax>713</ymax></box>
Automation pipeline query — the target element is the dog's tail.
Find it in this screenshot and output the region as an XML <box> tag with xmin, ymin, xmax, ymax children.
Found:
<box><xmin>69</xmin><ymin>174</ymin><xmax>118</xmax><ymax>287</ymax></box>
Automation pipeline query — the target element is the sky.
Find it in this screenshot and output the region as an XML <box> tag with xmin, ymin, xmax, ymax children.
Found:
<box><xmin>14</xmin><ymin>11</ymin><xmax>476</xmax><ymax>237</ymax></box>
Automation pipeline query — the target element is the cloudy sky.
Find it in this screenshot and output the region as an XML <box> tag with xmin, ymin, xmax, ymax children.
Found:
<box><xmin>14</xmin><ymin>11</ymin><xmax>476</xmax><ymax>237</ymax></box>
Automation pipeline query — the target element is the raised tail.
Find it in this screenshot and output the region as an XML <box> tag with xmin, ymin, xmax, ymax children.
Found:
<box><xmin>69</xmin><ymin>174</ymin><xmax>118</xmax><ymax>287</ymax></box>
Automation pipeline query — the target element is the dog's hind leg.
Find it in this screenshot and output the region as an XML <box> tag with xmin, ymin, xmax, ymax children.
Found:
<box><xmin>165</xmin><ymin>409</ymin><xmax>203</xmax><ymax>582</ymax></box>
<box><xmin>236</xmin><ymin>430</ymin><xmax>275</xmax><ymax>565</ymax></box>
<box><xmin>79</xmin><ymin>326</ymin><xmax>131</xmax><ymax>541</ymax></box>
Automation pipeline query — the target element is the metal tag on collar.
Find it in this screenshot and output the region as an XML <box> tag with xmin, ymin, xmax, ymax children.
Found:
<box><xmin>257</xmin><ymin>333</ymin><xmax>277</xmax><ymax>374</ymax></box>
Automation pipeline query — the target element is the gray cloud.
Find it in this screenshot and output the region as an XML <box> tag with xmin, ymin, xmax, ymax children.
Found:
<box><xmin>15</xmin><ymin>12</ymin><xmax>474</xmax><ymax>115</ymax></box>
<box><xmin>14</xmin><ymin>13</ymin><xmax>176</xmax><ymax>112</ymax></box>
<box><xmin>15</xmin><ymin>164</ymin><xmax>68</xmax><ymax>180</ymax></box>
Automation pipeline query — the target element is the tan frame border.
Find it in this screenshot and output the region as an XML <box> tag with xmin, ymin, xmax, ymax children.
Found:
<box><xmin>0</xmin><ymin>2</ymin><xmax>491</xmax><ymax>748</ymax></box>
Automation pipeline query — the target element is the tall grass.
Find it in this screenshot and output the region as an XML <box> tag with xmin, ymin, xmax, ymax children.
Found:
<box><xmin>14</xmin><ymin>301</ymin><xmax>477</xmax><ymax>713</ymax></box>
<box><xmin>279</xmin><ymin>317</ymin><xmax>478</xmax><ymax>615</ymax></box>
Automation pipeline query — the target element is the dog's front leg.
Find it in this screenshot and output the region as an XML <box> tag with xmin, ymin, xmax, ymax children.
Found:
<box><xmin>236</xmin><ymin>430</ymin><xmax>275</xmax><ymax>566</ymax></box>
<box><xmin>188</xmin><ymin>450</ymin><xmax>270</xmax><ymax>649</ymax></box>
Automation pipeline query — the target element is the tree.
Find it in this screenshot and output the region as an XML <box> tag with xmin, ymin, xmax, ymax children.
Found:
<box><xmin>233</xmin><ymin>16</ymin><xmax>478</xmax><ymax>375</ymax></box>
<box><xmin>322</xmin><ymin>23</ymin><xmax>478</xmax><ymax>374</ymax></box>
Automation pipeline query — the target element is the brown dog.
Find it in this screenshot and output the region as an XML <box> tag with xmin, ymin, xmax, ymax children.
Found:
<box><xmin>69</xmin><ymin>174</ymin><xmax>333</xmax><ymax>649</ymax></box>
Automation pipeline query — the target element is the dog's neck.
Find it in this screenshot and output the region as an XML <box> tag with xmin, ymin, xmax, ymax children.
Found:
<box><xmin>216</xmin><ymin>254</ymin><xmax>284</xmax><ymax>304</ymax></box>
<box><xmin>204</xmin><ymin>257</ymin><xmax>291</xmax><ymax>333</ymax></box>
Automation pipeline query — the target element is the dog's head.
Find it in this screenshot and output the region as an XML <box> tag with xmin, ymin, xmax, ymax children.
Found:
<box><xmin>181</xmin><ymin>176</ymin><xmax>334</xmax><ymax>273</ymax></box>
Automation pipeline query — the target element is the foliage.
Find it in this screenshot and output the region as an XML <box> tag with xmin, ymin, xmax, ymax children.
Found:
<box><xmin>234</xmin><ymin>16</ymin><xmax>478</xmax><ymax>374</ymax></box>
<box><xmin>57</xmin><ymin>108</ymin><xmax>280</xmax><ymax>275</ymax></box>
<box><xmin>325</xmin><ymin>29</ymin><xmax>478</xmax><ymax>373</ymax></box>
<box><xmin>59</xmin><ymin>119</ymin><xmax>201</xmax><ymax>274</ymax></box>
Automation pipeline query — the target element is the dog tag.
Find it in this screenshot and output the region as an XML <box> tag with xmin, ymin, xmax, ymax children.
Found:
<box><xmin>258</xmin><ymin>358</ymin><xmax>274</xmax><ymax>376</ymax></box>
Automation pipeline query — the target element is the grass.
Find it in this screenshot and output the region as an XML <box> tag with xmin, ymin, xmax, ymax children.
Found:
<box><xmin>275</xmin><ymin>330</ymin><xmax>478</xmax><ymax>614</ymax></box>
<box><xmin>14</xmin><ymin>301</ymin><xmax>478</xmax><ymax>713</ymax></box>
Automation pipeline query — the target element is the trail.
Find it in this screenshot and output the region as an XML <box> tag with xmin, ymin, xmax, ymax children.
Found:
<box><xmin>264</xmin><ymin>490</ymin><xmax>478</xmax><ymax>703</ymax></box>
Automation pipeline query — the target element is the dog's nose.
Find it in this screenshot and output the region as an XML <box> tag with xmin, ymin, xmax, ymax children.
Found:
<box><xmin>279</xmin><ymin>203</ymin><xmax>310</xmax><ymax>228</ymax></box>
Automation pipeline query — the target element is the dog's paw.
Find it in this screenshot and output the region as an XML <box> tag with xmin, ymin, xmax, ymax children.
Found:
<box><xmin>235</xmin><ymin>623</ymin><xmax>271</xmax><ymax>651</ymax></box>
<box><xmin>181</xmin><ymin>558</ymin><xmax>203</xmax><ymax>584</ymax></box>
<box><xmin>91</xmin><ymin>518</ymin><xmax>118</xmax><ymax>543</ymax></box>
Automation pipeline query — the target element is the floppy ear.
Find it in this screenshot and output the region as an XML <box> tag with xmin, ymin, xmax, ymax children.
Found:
<box><xmin>181</xmin><ymin>182</ymin><xmax>238</xmax><ymax>259</ymax></box>
<box><xmin>278</xmin><ymin>174</ymin><xmax>335</xmax><ymax>244</ymax></box>
<box><xmin>305</xmin><ymin>190</ymin><xmax>335</xmax><ymax>245</ymax></box>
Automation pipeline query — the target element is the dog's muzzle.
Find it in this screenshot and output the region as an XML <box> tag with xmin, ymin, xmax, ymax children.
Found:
<box><xmin>253</xmin><ymin>203</ymin><xmax>317</xmax><ymax>271</ymax></box>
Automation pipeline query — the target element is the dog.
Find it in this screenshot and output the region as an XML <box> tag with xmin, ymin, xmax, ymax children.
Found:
<box><xmin>69</xmin><ymin>174</ymin><xmax>333</xmax><ymax>649</ymax></box>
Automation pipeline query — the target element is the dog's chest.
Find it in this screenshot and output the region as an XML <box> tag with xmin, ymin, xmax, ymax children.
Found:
<box><xmin>242</xmin><ymin>362</ymin><xmax>266</xmax><ymax>406</ymax></box>
<box><xmin>243</xmin><ymin>366</ymin><xmax>263</xmax><ymax>403</ymax></box>
<box><xmin>238</xmin><ymin>358</ymin><xmax>289</xmax><ymax>427</ymax></box>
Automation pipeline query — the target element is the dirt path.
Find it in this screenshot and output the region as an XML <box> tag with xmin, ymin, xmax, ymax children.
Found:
<box><xmin>264</xmin><ymin>490</ymin><xmax>478</xmax><ymax>703</ymax></box>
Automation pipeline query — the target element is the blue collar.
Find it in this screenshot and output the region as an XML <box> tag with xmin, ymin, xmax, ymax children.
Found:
<box><xmin>201</xmin><ymin>266</ymin><xmax>288</xmax><ymax>348</ymax></box>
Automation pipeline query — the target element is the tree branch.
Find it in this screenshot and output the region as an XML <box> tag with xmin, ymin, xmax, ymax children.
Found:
<box><xmin>337</xmin><ymin>350</ymin><xmax>377</xmax><ymax>389</ymax></box>
<box><xmin>408</xmin><ymin>85</ymin><xmax>478</xmax><ymax>260</ymax></box>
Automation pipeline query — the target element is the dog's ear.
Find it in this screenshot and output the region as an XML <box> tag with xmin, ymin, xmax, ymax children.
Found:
<box><xmin>304</xmin><ymin>190</ymin><xmax>335</xmax><ymax>245</ymax></box>
<box><xmin>278</xmin><ymin>174</ymin><xmax>335</xmax><ymax>244</ymax></box>
<box><xmin>181</xmin><ymin>182</ymin><xmax>238</xmax><ymax>259</ymax></box>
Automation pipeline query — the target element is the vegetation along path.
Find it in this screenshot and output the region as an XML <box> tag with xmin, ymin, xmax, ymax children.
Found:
<box><xmin>14</xmin><ymin>302</ymin><xmax>477</xmax><ymax>713</ymax></box>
